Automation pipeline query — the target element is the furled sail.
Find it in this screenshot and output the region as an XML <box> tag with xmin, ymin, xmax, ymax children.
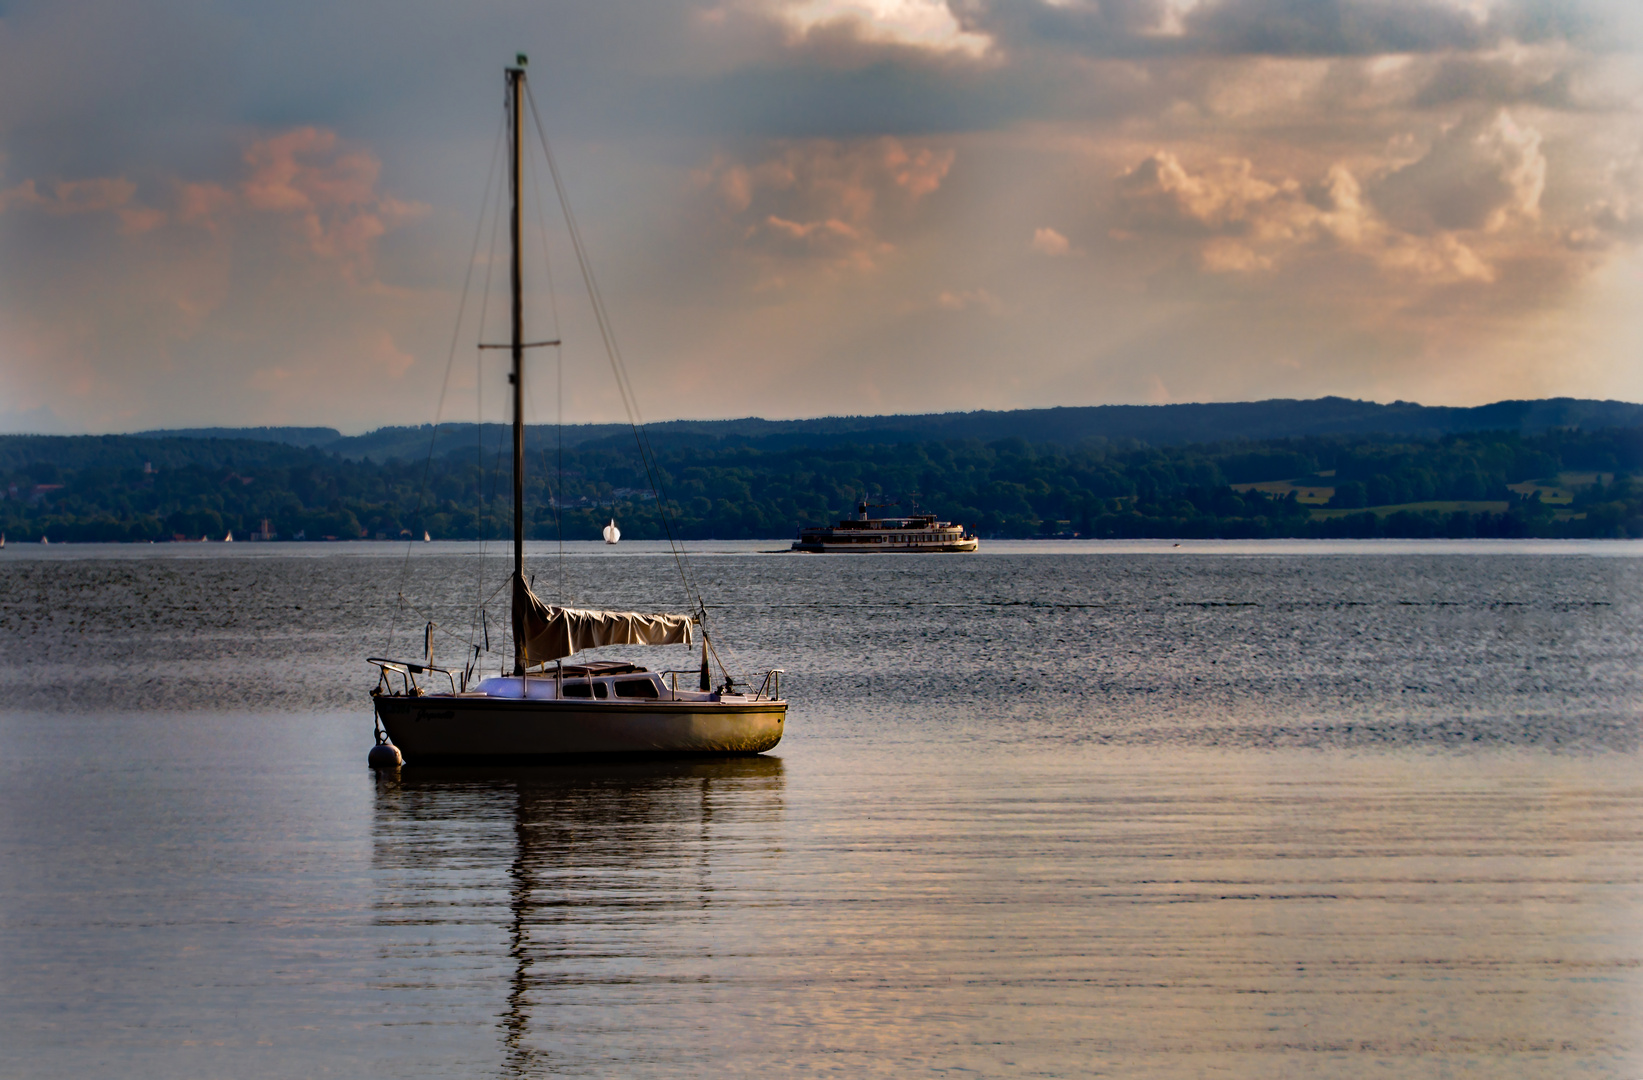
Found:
<box><xmin>512</xmin><ymin>575</ymin><xmax>693</xmax><ymax>664</ymax></box>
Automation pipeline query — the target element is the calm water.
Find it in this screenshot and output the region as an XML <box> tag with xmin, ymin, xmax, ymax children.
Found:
<box><xmin>2</xmin><ymin>541</ymin><xmax>1641</xmax><ymax>1077</ymax></box>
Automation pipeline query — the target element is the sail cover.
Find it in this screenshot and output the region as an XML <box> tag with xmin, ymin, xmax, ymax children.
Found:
<box><xmin>512</xmin><ymin>575</ymin><xmax>693</xmax><ymax>663</ymax></box>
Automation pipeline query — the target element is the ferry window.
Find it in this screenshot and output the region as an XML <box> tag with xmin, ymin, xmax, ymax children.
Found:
<box><xmin>593</xmin><ymin>682</ymin><xmax>609</xmax><ymax>699</ymax></box>
<box><xmin>614</xmin><ymin>679</ymin><xmax>659</xmax><ymax>699</ymax></box>
<box><xmin>561</xmin><ymin>681</ymin><xmax>593</xmax><ymax>698</ymax></box>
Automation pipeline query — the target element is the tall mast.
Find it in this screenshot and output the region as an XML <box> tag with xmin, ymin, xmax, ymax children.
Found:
<box><xmin>509</xmin><ymin>60</ymin><xmax>526</xmax><ymax>676</ymax></box>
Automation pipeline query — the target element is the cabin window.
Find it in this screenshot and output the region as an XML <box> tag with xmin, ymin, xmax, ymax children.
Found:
<box><xmin>592</xmin><ymin>682</ymin><xmax>609</xmax><ymax>699</ymax></box>
<box><xmin>614</xmin><ymin>679</ymin><xmax>659</xmax><ymax>699</ymax></box>
<box><xmin>561</xmin><ymin>681</ymin><xmax>593</xmax><ymax>698</ymax></box>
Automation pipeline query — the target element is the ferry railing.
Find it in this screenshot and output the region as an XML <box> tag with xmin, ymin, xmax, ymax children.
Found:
<box><xmin>368</xmin><ymin>657</ymin><xmax>459</xmax><ymax>697</ymax></box>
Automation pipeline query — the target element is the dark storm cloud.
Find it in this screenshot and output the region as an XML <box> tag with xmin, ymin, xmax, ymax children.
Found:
<box><xmin>959</xmin><ymin>0</ymin><xmax>1622</xmax><ymax>59</ymax></box>
<box><xmin>677</xmin><ymin>0</ymin><xmax>1631</xmax><ymax>140</ymax></box>
<box><xmin>1412</xmin><ymin>57</ymin><xmax>1577</xmax><ymax>110</ymax></box>
<box><xmin>1</xmin><ymin>0</ymin><xmax>1620</xmax><ymax>186</ymax></box>
<box><xmin>1182</xmin><ymin>0</ymin><xmax>1492</xmax><ymax>56</ymax></box>
<box><xmin>672</xmin><ymin>58</ymin><xmax>1036</xmax><ymax>138</ymax></box>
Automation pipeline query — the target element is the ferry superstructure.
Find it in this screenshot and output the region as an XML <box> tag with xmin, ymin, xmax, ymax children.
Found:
<box><xmin>792</xmin><ymin>502</ymin><xmax>979</xmax><ymax>553</ymax></box>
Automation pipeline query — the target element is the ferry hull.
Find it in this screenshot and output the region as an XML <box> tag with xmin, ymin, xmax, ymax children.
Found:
<box><xmin>791</xmin><ymin>539</ymin><xmax>979</xmax><ymax>553</ymax></box>
<box><xmin>374</xmin><ymin>694</ymin><xmax>785</xmax><ymax>761</ymax></box>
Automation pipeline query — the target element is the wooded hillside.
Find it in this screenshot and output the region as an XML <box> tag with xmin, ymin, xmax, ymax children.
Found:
<box><xmin>3</xmin><ymin>425</ymin><xmax>1640</xmax><ymax>541</ymax></box>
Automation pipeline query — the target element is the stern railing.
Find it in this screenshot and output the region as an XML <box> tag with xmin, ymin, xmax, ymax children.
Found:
<box><xmin>368</xmin><ymin>658</ymin><xmax>459</xmax><ymax>697</ymax></box>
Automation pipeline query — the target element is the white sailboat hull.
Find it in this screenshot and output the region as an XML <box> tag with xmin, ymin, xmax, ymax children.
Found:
<box><xmin>374</xmin><ymin>694</ymin><xmax>785</xmax><ymax>760</ymax></box>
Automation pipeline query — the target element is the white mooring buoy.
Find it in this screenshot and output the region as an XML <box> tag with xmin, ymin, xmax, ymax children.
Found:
<box><xmin>368</xmin><ymin>737</ymin><xmax>403</xmax><ymax>770</ymax></box>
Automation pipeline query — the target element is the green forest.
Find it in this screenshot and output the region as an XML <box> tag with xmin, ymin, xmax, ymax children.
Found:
<box><xmin>2</xmin><ymin>425</ymin><xmax>1641</xmax><ymax>542</ymax></box>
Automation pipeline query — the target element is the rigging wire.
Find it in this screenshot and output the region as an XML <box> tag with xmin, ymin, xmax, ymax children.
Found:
<box><xmin>473</xmin><ymin>132</ymin><xmax>510</xmax><ymax>671</ymax></box>
<box><xmin>522</xmin><ymin>82</ymin><xmax>733</xmax><ymax>680</ymax></box>
<box><xmin>386</xmin><ymin>109</ymin><xmax>507</xmax><ymax>660</ymax></box>
<box><xmin>522</xmin><ymin>129</ymin><xmax>568</xmax><ymax>600</ymax></box>
<box><xmin>380</xmin><ymin>73</ymin><xmax>762</xmax><ymax>686</ymax></box>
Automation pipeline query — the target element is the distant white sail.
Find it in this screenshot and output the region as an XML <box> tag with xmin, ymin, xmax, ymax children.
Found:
<box><xmin>603</xmin><ymin>519</ymin><xmax>620</xmax><ymax>544</ymax></box>
<box><xmin>224</xmin><ymin>531</ymin><xmax>234</xmax><ymax>542</ymax></box>
<box><xmin>423</xmin><ymin>531</ymin><xmax>432</xmax><ymax>542</ymax></box>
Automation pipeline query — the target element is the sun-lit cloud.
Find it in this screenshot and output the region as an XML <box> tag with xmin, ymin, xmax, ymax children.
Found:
<box><xmin>1031</xmin><ymin>226</ymin><xmax>1073</xmax><ymax>255</ymax></box>
<box><xmin>773</xmin><ymin>0</ymin><xmax>994</xmax><ymax>55</ymax></box>
<box><xmin>1371</xmin><ymin>110</ymin><xmax>1545</xmax><ymax>233</ymax></box>
<box><xmin>695</xmin><ymin>136</ymin><xmax>953</xmax><ymax>273</ymax></box>
<box><xmin>239</xmin><ymin>128</ymin><xmax>429</xmax><ymax>275</ymax></box>
<box><xmin>0</xmin><ymin>120</ymin><xmax>432</xmax><ymax>431</ymax></box>
<box><xmin>935</xmin><ymin>286</ymin><xmax>1005</xmax><ymax>313</ymax></box>
<box><xmin>1109</xmin><ymin>106</ymin><xmax>1574</xmax><ymax>295</ymax></box>
<box><xmin>0</xmin><ymin>176</ymin><xmax>165</xmax><ymax>234</ymax></box>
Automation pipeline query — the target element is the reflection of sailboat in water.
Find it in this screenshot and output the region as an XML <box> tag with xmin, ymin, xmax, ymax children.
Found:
<box><xmin>371</xmin><ymin>758</ymin><xmax>785</xmax><ymax>1073</ymax></box>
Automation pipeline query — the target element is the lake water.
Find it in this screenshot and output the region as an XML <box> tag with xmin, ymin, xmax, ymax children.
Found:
<box><xmin>2</xmin><ymin>540</ymin><xmax>1641</xmax><ymax>1077</ymax></box>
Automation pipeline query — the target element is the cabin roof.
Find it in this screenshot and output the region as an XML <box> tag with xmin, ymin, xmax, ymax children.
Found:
<box><xmin>556</xmin><ymin>661</ymin><xmax>650</xmax><ymax>677</ymax></box>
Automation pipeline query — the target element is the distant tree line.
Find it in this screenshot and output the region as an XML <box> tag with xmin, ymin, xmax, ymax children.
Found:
<box><xmin>1</xmin><ymin>426</ymin><xmax>1640</xmax><ymax>542</ymax></box>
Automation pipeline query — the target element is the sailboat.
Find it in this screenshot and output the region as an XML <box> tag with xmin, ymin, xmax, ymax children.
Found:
<box><xmin>367</xmin><ymin>59</ymin><xmax>784</xmax><ymax>763</ymax></box>
<box><xmin>603</xmin><ymin>519</ymin><xmax>620</xmax><ymax>545</ymax></box>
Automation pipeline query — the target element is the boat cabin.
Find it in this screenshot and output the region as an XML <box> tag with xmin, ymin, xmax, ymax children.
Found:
<box><xmin>472</xmin><ymin>661</ymin><xmax>718</xmax><ymax>701</ymax></box>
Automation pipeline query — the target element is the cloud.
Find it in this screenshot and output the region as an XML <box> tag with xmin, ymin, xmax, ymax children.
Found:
<box><xmin>935</xmin><ymin>286</ymin><xmax>1005</xmax><ymax>312</ymax></box>
<box><xmin>775</xmin><ymin>0</ymin><xmax>994</xmax><ymax>55</ymax></box>
<box><xmin>696</xmin><ymin>136</ymin><xmax>953</xmax><ymax>271</ymax></box>
<box><xmin>1113</xmin><ymin>147</ymin><xmax>1505</xmax><ymax>283</ymax></box>
<box><xmin>0</xmin><ymin>175</ymin><xmax>166</xmax><ymax>234</ymax></box>
<box><xmin>1183</xmin><ymin>0</ymin><xmax>1496</xmax><ymax>57</ymax></box>
<box><xmin>955</xmin><ymin>0</ymin><xmax>1624</xmax><ymax>60</ymax></box>
<box><xmin>0</xmin><ymin>120</ymin><xmax>435</xmax><ymax>431</ymax></box>
<box><xmin>0</xmin><ymin>126</ymin><xmax>426</xmax><ymax>274</ymax></box>
<box><xmin>1115</xmin><ymin>152</ymin><xmax>1288</xmax><ymax>232</ymax></box>
<box><xmin>239</xmin><ymin>128</ymin><xmax>428</xmax><ymax>274</ymax></box>
<box><xmin>1569</xmin><ymin>155</ymin><xmax>1643</xmax><ymax>250</ymax></box>
<box><xmin>1031</xmin><ymin>226</ymin><xmax>1073</xmax><ymax>255</ymax></box>
<box><xmin>1371</xmin><ymin>110</ymin><xmax>1545</xmax><ymax>234</ymax></box>
<box><xmin>0</xmin><ymin>0</ymin><xmax>1640</xmax><ymax>432</ymax></box>
<box><xmin>1411</xmin><ymin>53</ymin><xmax>1579</xmax><ymax>109</ymax></box>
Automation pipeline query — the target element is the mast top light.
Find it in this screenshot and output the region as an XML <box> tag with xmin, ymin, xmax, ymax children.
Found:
<box><xmin>516</xmin><ymin>53</ymin><xmax>528</xmax><ymax>67</ymax></box>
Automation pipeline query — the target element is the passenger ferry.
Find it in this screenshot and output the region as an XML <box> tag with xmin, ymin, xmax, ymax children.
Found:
<box><xmin>792</xmin><ymin>502</ymin><xmax>979</xmax><ymax>553</ymax></box>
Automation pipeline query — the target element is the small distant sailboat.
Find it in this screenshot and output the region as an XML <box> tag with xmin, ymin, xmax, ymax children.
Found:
<box><xmin>603</xmin><ymin>519</ymin><xmax>620</xmax><ymax>545</ymax></box>
<box><xmin>423</xmin><ymin>531</ymin><xmax>432</xmax><ymax>542</ymax></box>
<box><xmin>0</xmin><ymin>533</ymin><xmax>6</xmax><ymax>548</ymax></box>
<box><xmin>40</xmin><ymin>535</ymin><xmax>48</xmax><ymax>544</ymax></box>
<box><xmin>224</xmin><ymin>531</ymin><xmax>234</xmax><ymax>542</ymax></box>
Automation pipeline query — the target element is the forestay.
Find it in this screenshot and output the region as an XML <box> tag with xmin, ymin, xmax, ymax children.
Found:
<box><xmin>512</xmin><ymin>576</ymin><xmax>694</xmax><ymax>664</ymax></box>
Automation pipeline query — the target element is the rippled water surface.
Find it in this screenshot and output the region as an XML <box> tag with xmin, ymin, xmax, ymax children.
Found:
<box><xmin>2</xmin><ymin>541</ymin><xmax>1641</xmax><ymax>1077</ymax></box>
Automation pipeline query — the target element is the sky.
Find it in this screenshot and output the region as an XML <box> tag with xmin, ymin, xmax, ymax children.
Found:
<box><xmin>1</xmin><ymin>0</ymin><xmax>1640</xmax><ymax>434</ymax></box>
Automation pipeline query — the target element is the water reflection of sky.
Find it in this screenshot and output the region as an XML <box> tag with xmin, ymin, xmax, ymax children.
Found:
<box><xmin>372</xmin><ymin>759</ymin><xmax>787</xmax><ymax>1075</ymax></box>
<box><xmin>4</xmin><ymin>548</ymin><xmax>1643</xmax><ymax>1076</ymax></box>
<box><xmin>365</xmin><ymin>748</ymin><xmax>1643</xmax><ymax>1078</ymax></box>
